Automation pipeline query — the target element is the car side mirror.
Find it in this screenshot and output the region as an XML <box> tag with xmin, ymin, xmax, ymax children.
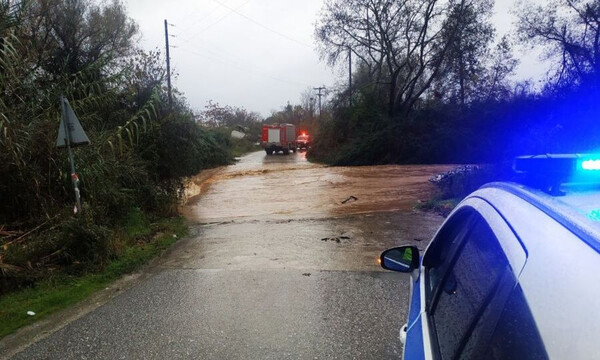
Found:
<box><xmin>380</xmin><ymin>246</ymin><xmax>420</xmax><ymax>273</ymax></box>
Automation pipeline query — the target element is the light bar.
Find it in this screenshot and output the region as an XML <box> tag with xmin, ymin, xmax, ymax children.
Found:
<box><xmin>513</xmin><ymin>154</ymin><xmax>580</xmax><ymax>176</ymax></box>
<box><xmin>580</xmin><ymin>159</ymin><xmax>600</xmax><ymax>171</ymax></box>
<box><xmin>513</xmin><ymin>154</ymin><xmax>600</xmax><ymax>195</ymax></box>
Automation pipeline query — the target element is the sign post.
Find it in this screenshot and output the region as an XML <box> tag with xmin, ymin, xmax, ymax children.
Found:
<box><xmin>56</xmin><ymin>96</ymin><xmax>90</xmax><ymax>215</ymax></box>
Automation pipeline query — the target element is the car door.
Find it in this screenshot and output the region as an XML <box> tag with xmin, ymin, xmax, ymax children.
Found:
<box><xmin>409</xmin><ymin>198</ymin><xmax>526</xmax><ymax>360</ymax></box>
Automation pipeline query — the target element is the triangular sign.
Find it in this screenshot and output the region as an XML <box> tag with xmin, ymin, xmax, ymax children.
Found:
<box><xmin>56</xmin><ymin>97</ymin><xmax>90</xmax><ymax>148</ymax></box>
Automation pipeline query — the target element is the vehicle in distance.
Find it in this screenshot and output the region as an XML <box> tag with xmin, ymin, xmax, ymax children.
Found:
<box><xmin>297</xmin><ymin>132</ymin><xmax>310</xmax><ymax>150</ymax></box>
<box><xmin>261</xmin><ymin>124</ymin><xmax>297</xmax><ymax>155</ymax></box>
<box><xmin>380</xmin><ymin>154</ymin><xmax>600</xmax><ymax>360</ymax></box>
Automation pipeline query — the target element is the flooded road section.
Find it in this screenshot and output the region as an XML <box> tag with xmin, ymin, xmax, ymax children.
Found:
<box><xmin>173</xmin><ymin>151</ymin><xmax>455</xmax><ymax>273</ymax></box>
<box><xmin>184</xmin><ymin>151</ymin><xmax>455</xmax><ymax>222</ymax></box>
<box><xmin>10</xmin><ymin>152</ymin><xmax>455</xmax><ymax>360</ymax></box>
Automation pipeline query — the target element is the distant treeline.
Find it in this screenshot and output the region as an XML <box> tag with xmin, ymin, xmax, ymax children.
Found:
<box><xmin>307</xmin><ymin>0</ymin><xmax>600</xmax><ymax>165</ymax></box>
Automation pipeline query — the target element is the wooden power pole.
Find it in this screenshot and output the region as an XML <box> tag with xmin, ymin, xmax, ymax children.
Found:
<box><xmin>313</xmin><ymin>86</ymin><xmax>326</xmax><ymax>119</ymax></box>
<box><xmin>164</xmin><ymin>19</ymin><xmax>173</xmax><ymax>109</ymax></box>
<box><xmin>348</xmin><ymin>47</ymin><xmax>352</xmax><ymax>107</ymax></box>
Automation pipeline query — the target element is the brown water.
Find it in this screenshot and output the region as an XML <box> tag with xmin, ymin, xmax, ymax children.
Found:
<box><xmin>183</xmin><ymin>151</ymin><xmax>455</xmax><ymax>223</ymax></box>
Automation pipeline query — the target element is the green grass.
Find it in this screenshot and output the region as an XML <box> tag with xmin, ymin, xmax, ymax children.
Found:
<box><xmin>230</xmin><ymin>139</ymin><xmax>262</xmax><ymax>158</ymax></box>
<box><xmin>0</xmin><ymin>217</ymin><xmax>187</xmax><ymax>339</ymax></box>
<box><xmin>415</xmin><ymin>196</ymin><xmax>461</xmax><ymax>217</ymax></box>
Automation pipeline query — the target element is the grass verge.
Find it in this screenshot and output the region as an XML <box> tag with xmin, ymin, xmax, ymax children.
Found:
<box><xmin>0</xmin><ymin>217</ymin><xmax>187</xmax><ymax>339</ymax></box>
<box><xmin>416</xmin><ymin>196</ymin><xmax>461</xmax><ymax>217</ymax></box>
<box><xmin>230</xmin><ymin>138</ymin><xmax>262</xmax><ymax>158</ymax></box>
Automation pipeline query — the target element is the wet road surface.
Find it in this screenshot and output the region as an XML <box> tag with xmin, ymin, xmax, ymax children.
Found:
<box><xmin>6</xmin><ymin>151</ymin><xmax>454</xmax><ymax>359</ymax></box>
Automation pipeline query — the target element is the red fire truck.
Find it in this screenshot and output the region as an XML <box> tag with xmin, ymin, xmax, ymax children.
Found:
<box><xmin>261</xmin><ymin>124</ymin><xmax>298</xmax><ymax>155</ymax></box>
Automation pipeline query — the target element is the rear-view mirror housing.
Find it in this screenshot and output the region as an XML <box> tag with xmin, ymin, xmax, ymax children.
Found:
<box><xmin>380</xmin><ymin>246</ymin><xmax>420</xmax><ymax>273</ymax></box>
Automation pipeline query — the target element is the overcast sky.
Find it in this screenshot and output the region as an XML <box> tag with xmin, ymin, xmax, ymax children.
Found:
<box><xmin>126</xmin><ymin>0</ymin><xmax>548</xmax><ymax>117</ymax></box>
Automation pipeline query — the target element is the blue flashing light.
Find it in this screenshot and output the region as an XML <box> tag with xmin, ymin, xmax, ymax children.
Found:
<box><xmin>513</xmin><ymin>154</ymin><xmax>600</xmax><ymax>195</ymax></box>
<box><xmin>581</xmin><ymin>159</ymin><xmax>600</xmax><ymax>171</ymax></box>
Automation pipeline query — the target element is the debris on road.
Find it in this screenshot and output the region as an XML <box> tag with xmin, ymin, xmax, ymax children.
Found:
<box><xmin>341</xmin><ymin>196</ymin><xmax>358</xmax><ymax>204</ymax></box>
<box><xmin>321</xmin><ymin>236</ymin><xmax>350</xmax><ymax>243</ymax></box>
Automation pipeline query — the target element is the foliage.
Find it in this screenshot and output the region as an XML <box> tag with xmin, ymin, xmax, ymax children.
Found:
<box><xmin>265</xmin><ymin>102</ymin><xmax>316</xmax><ymax>135</ymax></box>
<box><xmin>436</xmin><ymin>0</ymin><xmax>497</xmax><ymax>105</ymax></box>
<box><xmin>316</xmin><ymin>0</ymin><xmax>494</xmax><ymax>116</ymax></box>
<box><xmin>429</xmin><ymin>165</ymin><xmax>506</xmax><ymax>199</ymax></box>
<box><xmin>309</xmin><ymin>0</ymin><xmax>600</xmax><ymax>168</ymax></box>
<box><xmin>516</xmin><ymin>0</ymin><xmax>600</xmax><ymax>90</ymax></box>
<box><xmin>0</xmin><ymin>0</ymin><xmax>232</xmax><ymax>294</ymax></box>
<box><xmin>0</xmin><ymin>216</ymin><xmax>187</xmax><ymax>338</ymax></box>
<box><xmin>198</xmin><ymin>100</ymin><xmax>263</xmax><ymax>142</ymax></box>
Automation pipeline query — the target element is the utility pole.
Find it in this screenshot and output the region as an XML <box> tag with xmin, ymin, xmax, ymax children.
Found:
<box><xmin>164</xmin><ymin>19</ymin><xmax>173</xmax><ymax>109</ymax></box>
<box><xmin>313</xmin><ymin>86</ymin><xmax>325</xmax><ymax>120</ymax></box>
<box><xmin>348</xmin><ymin>47</ymin><xmax>352</xmax><ymax>107</ymax></box>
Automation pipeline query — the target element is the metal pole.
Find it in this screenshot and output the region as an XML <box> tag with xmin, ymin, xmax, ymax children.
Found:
<box><xmin>61</xmin><ymin>96</ymin><xmax>82</xmax><ymax>214</ymax></box>
<box><xmin>164</xmin><ymin>19</ymin><xmax>173</xmax><ymax>109</ymax></box>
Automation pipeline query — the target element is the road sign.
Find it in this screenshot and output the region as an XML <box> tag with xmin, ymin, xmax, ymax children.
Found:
<box><xmin>56</xmin><ymin>98</ymin><xmax>90</xmax><ymax>148</ymax></box>
<box><xmin>56</xmin><ymin>96</ymin><xmax>89</xmax><ymax>214</ymax></box>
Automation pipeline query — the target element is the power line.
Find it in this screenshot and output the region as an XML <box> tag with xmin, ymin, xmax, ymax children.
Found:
<box><xmin>176</xmin><ymin>45</ymin><xmax>311</xmax><ymax>88</ymax></box>
<box><xmin>183</xmin><ymin>0</ymin><xmax>252</xmax><ymax>41</ymax></box>
<box><xmin>209</xmin><ymin>0</ymin><xmax>312</xmax><ymax>48</ymax></box>
<box><xmin>176</xmin><ymin>3</ymin><xmax>219</xmax><ymax>34</ymax></box>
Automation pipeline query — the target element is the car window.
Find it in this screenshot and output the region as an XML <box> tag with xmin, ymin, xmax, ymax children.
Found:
<box><xmin>429</xmin><ymin>217</ymin><xmax>509</xmax><ymax>360</ymax></box>
<box><xmin>483</xmin><ymin>285</ymin><xmax>548</xmax><ymax>360</ymax></box>
<box><xmin>424</xmin><ymin>210</ymin><xmax>474</xmax><ymax>298</ymax></box>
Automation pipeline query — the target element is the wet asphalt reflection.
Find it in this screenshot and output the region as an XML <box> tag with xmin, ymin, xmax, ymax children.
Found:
<box><xmin>9</xmin><ymin>151</ymin><xmax>453</xmax><ymax>359</ymax></box>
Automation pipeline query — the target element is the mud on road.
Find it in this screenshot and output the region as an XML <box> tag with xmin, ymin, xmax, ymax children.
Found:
<box><xmin>178</xmin><ymin>151</ymin><xmax>455</xmax><ymax>272</ymax></box>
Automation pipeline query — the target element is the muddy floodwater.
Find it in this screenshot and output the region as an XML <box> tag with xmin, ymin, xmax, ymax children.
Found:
<box><xmin>175</xmin><ymin>151</ymin><xmax>455</xmax><ymax>272</ymax></box>
<box><xmin>184</xmin><ymin>151</ymin><xmax>455</xmax><ymax>221</ymax></box>
<box><xmin>7</xmin><ymin>151</ymin><xmax>457</xmax><ymax>360</ymax></box>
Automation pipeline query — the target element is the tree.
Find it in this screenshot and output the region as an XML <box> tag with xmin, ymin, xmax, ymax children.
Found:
<box><xmin>481</xmin><ymin>36</ymin><xmax>518</xmax><ymax>101</ymax></box>
<box><xmin>122</xmin><ymin>49</ymin><xmax>166</xmax><ymax>110</ymax></box>
<box><xmin>315</xmin><ymin>0</ymin><xmax>479</xmax><ymax>117</ymax></box>
<box><xmin>516</xmin><ymin>0</ymin><xmax>600</xmax><ymax>89</ymax></box>
<box><xmin>438</xmin><ymin>0</ymin><xmax>495</xmax><ymax>106</ymax></box>
<box><xmin>21</xmin><ymin>0</ymin><xmax>138</xmax><ymax>76</ymax></box>
<box><xmin>300</xmin><ymin>88</ymin><xmax>317</xmax><ymax>120</ymax></box>
<box><xmin>199</xmin><ymin>101</ymin><xmax>262</xmax><ymax>128</ymax></box>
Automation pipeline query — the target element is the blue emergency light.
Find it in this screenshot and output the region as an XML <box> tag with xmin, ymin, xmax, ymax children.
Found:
<box><xmin>580</xmin><ymin>159</ymin><xmax>600</xmax><ymax>171</ymax></box>
<box><xmin>513</xmin><ymin>154</ymin><xmax>600</xmax><ymax>195</ymax></box>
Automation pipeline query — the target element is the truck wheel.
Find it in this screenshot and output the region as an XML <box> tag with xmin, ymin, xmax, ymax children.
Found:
<box><xmin>266</xmin><ymin>149</ymin><xmax>273</xmax><ymax>155</ymax></box>
<box><xmin>283</xmin><ymin>149</ymin><xmax>290</xmax><ymax>155</ymax></box>
<box><xmin>292</xmin><ymin>147</ymin><xmax>297</xmax><ymax>153</ymax></box>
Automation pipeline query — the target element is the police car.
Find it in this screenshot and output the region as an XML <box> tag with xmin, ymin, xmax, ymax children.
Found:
<box><xmin>380</xmin><ymin>154</ymin><xmax>600</xmax><ymax>359</ymax></box>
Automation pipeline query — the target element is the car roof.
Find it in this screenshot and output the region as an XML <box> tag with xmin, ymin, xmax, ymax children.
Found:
<box><xmin>479</xmin><ymin>182</ymin><xmax>600</xmax><ymax>254</ymax></box>
<box><xmin>468</xmin><ymin>182</ymin><xmax>600</xmax><ymax>358</ymax></box>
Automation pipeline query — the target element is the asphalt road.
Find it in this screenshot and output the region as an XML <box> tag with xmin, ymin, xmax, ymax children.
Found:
<box><xmin>5</xmin><ymin>151</ymin><xmax>452</xmax><ymax>359</ymax></box>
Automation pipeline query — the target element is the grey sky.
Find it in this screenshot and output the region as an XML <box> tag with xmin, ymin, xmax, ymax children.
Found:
<box><xmin>127</xmin><ymin>0</ymin><xmax>548</xmax><ymax>118</ymax></box>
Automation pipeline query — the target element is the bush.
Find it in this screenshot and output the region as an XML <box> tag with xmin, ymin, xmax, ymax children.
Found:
<box><xmin>429</xmin><ymin>165</ymin><xmax>506</xmax><ymax>199</ymax></box>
